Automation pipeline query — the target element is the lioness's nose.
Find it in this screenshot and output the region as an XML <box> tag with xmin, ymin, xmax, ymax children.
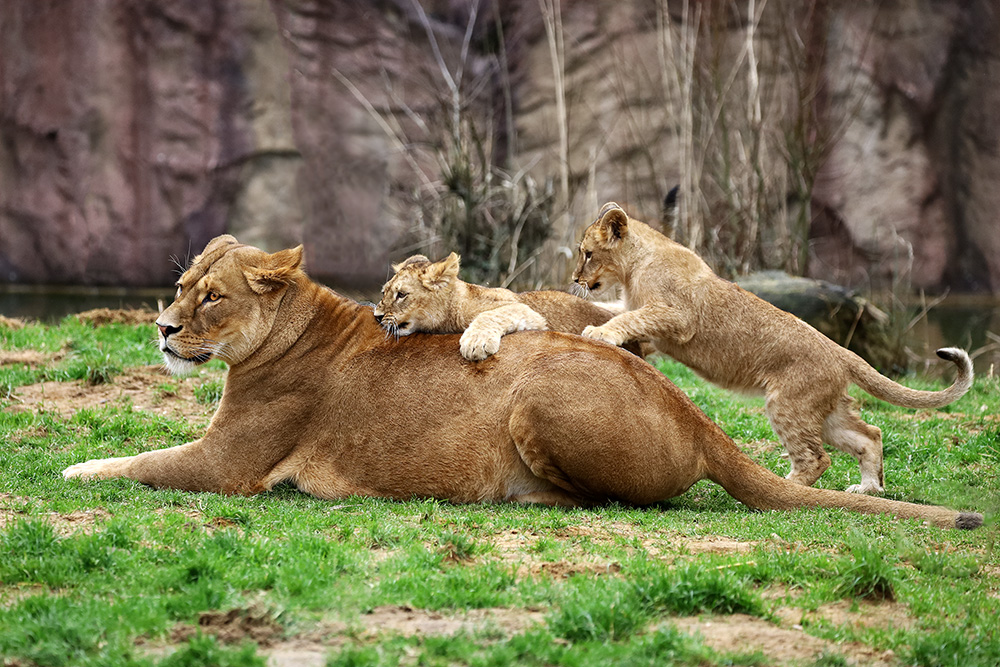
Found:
<box><xmin>157</xmin><ymin>323</ymin><xmax>182</xmax><ymax>338</ymax></box>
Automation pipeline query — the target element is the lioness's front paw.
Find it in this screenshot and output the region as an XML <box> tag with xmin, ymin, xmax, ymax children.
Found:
<box><xmin>460</xmin><ymin>330</ymin><xmax>502</xmax><ymax>361</ymax></box>
<box><xmin>581</xmin><ymin>325</ymin><xmax>622</xmax><ymax>346</ymax></box>
<box><xmin>62</xmin><ymin>456</ymin><xmax>131</xmax><ymax>481</ymax></box>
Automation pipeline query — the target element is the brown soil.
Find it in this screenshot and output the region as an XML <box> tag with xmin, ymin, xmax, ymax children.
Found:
<box><xmin>171</xmin><ymin>608</ymin><xmax>285</xmax><ymax>647</ymax></box>
<box><xmin>0</xmin><ymin>493</ymin><xmax>111</xmax><ymax>535</ymax></box>
<box><xmin>672</xmin><ymin>612</ymin><xmax>899</xmax><ymax>666</ymax></box>
<box><xmin>6</xmin><ymin>364</ymin><xmax>221</xmax><ymax>423</ymax></box>
<box><xmin>0</xmin><ymin>349</ymin><xmax>60</xmax><ymax>367</ymax></box>
<box><xmin>74</xmin><ymin>307</ymin><xmax>161</xmax><ymax>326</ymax></box>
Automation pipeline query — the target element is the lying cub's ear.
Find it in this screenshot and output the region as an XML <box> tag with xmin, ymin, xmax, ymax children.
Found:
<box><xmin>391</xmin><ymin>255</ymin><xmax>430</xmax><ymax>273</ymax></box>
<box><xmin>597</xmin><ymin>204</ymin><xmax>629</xmax><ymax>244</ymax></box>
<box><xmin>421</xmin><ymin>252</ymin><xmax>461</xmax><ymax>289</ymax></box>
<box><xmin>244</xmin><ymin>245</ymin><xmax>304</xmax><ymax>294</ymax></box>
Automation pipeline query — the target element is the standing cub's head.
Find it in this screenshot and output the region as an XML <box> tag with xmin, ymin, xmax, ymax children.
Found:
<box><xmin>373</xmin><ymin>252</ymin><xmax>461</xmax><ymax>336</ymax></box>
<box><xmin>572</xmin><ymin>202</ymin><xmax>630</xmax><ymax>292</ymax></box>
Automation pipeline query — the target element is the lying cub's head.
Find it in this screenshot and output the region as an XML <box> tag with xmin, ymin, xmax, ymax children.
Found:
<box><xmin>156</xmin><ymin>235</ymin><xmax>305</xmax><ymax>375</ymax></box>
<box><xmin>373</xmin><ymin>252</ymin><xmax>461</xmax><ymax>336</ymax></box>
<box><xmin>572</xmin><ymin>202</ymin><xmax>630</xmax><ymax>292</ymax></box>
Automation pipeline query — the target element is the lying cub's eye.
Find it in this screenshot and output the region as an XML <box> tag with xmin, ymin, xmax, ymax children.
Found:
<box><xmin>584</xmin><ymin>251</ymin><xmax>593</xmax><ymax>260</ymax></box>
<box><xmin>203</xmin><ymin>292</ymin><xmax>222</xmax><ymax>304</ymax></box>
<box><xmin>395</xmin><ymin>291</ymin><xmax>408</xmax><ymax>301</ymax></box>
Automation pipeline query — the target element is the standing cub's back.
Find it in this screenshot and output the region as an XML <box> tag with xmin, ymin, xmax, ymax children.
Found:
<box><xmin>516</xmin><ymin>290</ymin><xmax>622</xmax><ymax>332</ymax></box>
<box><xmin>372</xmin><ymin>252</ymin><xmax>639</xmax><ymax>360</ymax></box>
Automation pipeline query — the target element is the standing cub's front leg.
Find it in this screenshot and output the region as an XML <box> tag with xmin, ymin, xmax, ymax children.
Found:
<box><xmin>582</xmin><ymin>303</ymin><xmax>695</xmax><ymax>347</ymax></box>
<box><xmin>460</xmin><ymin>304</ymin><xmax>549</xmax><ymax>360</ymax></box>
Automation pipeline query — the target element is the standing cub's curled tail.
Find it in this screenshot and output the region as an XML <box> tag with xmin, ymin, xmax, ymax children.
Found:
<box><xmin>847</xmin><ymin>347</ymin><xmax>973</xmax><ymax>410</ymax></box>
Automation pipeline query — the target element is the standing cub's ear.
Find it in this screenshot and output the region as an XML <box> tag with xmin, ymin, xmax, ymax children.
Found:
<box><xmin>420</xmin><ymin>252</ymin><xmax>461</xmax><ymax>289</ymax></box>
<box><xmin>597</xmin><ymin>203</ymin><xmax>629</xmax><ymax>244</ymax></box>
<box><xmin>244</xmin><ymin>245</ymin><xmax>304</xmax><ymax>294</ymax></box>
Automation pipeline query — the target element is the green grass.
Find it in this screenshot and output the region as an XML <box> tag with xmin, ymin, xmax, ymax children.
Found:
<box><xmin>1</xmin><ymin>319</ymin><xmax>998</xmax><ymax>666</ymax></box>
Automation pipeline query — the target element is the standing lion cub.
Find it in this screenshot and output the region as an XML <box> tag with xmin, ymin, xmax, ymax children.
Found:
<box><xmin>373</xmin><ymin>253</ymin><xmax>636</xmax><ymax>360</ymax></box>
<box><xmin>573</xmin><ymin>202</ymin><xmax>973</xmax><ymax>495</ymax></box>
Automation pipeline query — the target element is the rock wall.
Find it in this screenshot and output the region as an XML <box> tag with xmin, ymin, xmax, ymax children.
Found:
<box><xmin>1</xmin><ymin>0</ymin><xmax>997</xmax><ymax>293</ymax></box>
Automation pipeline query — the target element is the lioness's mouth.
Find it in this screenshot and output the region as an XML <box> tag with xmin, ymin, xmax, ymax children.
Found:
<box><xmin>163</xmin><ymin>347</ymin><xmax>212</xmax><ymax>365</ymax></box>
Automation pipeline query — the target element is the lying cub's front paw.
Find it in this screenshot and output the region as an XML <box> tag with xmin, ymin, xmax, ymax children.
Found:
<box><xmin>460</xmin><ymin>329</ymin><xmax>502</xmax><ymax>361</ymax></box>
<box><xmin>581</xmin><ymin>325</ymin><xmax>622</xmax><ymax>346</ymax></box>
<box><xmin>62</xmin><ymin>456</ymin><xmax>131</xmax><ymax>481</ymax></box>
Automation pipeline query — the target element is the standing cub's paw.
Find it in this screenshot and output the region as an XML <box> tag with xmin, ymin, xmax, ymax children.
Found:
<box><xmin>581</xmin><ymin>324</ymin><xmax>623</xmax><ymax>346</ymax></box>
<box><xmin>460</xmin><ymin>329</ymin><xmax>502</xmax><ymax>361</ymax></box>
<box><xmin>845</xmin><ymin>481</ymin><xmax>885</xmax><ymax>495</ymax></box>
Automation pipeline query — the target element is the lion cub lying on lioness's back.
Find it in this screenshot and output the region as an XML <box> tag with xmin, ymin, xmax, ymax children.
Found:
<box><xmin>573</xmin><ymin>202</ymin><xmax>973</xmax><ymax>495</ymax></box>
<box><xmin>373</xmin><ymin>253</ymin><xmax>634</xmax><ymax>360</ymax></box>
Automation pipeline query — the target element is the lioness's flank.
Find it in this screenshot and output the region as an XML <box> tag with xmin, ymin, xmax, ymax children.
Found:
<box><xmin>373</xmin><ymin>252</ymin><xmax>638</xmax><ymax>360</ymax></box>
<box><xmin>63</xmin><ymin>235</ymin><xmax>982</xmax><ymax>530</ymax></box>
<box><xmin>573</xmin><ymin>202</ymin><xmax>974</xmax><ymax>495</ymax></box>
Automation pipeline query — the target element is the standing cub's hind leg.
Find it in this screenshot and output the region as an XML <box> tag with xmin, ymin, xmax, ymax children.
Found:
<box><xmin>822</xmin><ymin>397</ymin><xmax>884</xmax><ymax>495</ymax></box>
<box><xmin>766</xmin><ymin>394</ymin><xmax>831</xmax><ymax>487</ymax></box>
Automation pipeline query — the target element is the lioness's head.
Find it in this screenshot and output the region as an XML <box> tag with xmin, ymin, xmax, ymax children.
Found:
<box><xmin>373</xmin><ymin>252</ymin><xmax>461</xmax><ymax>336</ymax></box>
<box><xmin>156</xmin><ymin>235</ymin><xmax>305</xmax><ymax>375</ymax></box>
<box><xmin>572</xmin><ymin>202</ymin><xmax>630</xmax><ymax>292</ymax></box>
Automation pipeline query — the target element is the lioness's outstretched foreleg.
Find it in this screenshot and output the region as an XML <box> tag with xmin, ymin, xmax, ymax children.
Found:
<box><xmin>63</xmin><ymin>440</ymin><xmax>257</xmax><ymax>493</ymax></box>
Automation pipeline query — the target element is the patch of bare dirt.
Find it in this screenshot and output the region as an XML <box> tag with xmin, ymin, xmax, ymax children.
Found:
<box><xmin>672</xmin><ymin>613</ymin><xmax>898</xmax><ymax>666</ymax></box>
<box><xmin>776</xmin><ymin>598</ymin><xmax>915</xmax><ymax>632</ymax></box>
<box><xmin>0</xmin><ymin>494</ymin><xmax>111</xmax><ymax>535</ymax></box>
<box><xmin>149</xmin><ymin>605</ymin><xmax>544</xmax><ymax>667</ymax></box>
<box><xmin>355</xmin><ymin>605</ymin><xmax>545</xmax><ymax>638</ymax></box>
<box><xmin>171</xmin><ymin>608</ymin><xmax>284</xmax><ymax>647</ymax></box>
<box><xmin>5</xmin><ymin>365</ymin><xmax>221</xmax><ymax>423</ymax></box>
<box><xmin>488</xmin><ymin>516</ymin><xmax>758</xmax><ymax>577</ymax></box>
<box><xmin>0</xmin><ymin>315</ymin><xmax>26</xmax><ymax>329</ymax></box>
<box><xmin>0</xmin><ymin>349</ymin><xmax>62</xmax><ymax>367</ymax></box>
<box><xmin>74</xmin><ymin>307</ymin><xmax>160</xmax><ymax>326</ymax></box>
<box><xmin>529</xmin><ymin>560</ymin><xmax>623</xmax><ymax>578</ymax></box>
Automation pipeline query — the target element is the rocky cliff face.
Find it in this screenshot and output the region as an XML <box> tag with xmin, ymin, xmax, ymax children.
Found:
<box><xmin>1</xmin><ymin>0</ymin><xmax>997</xmax><ymax>293</ymax></box>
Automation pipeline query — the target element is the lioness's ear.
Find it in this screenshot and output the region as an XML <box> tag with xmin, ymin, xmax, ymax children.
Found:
<box><xmin>598</xmin><ymin>205</ymin><xmax>629</xmax><ymax>244</ymax></box>
<box><xmin>192</xmin><ymin>235</ymin><xmax>241</xmax><ymax>265</ymax></box>
<box><xmin>421</xmin><ymin>252</ymin><xmax>461</xmax><ymax>289</ymax></box>
<box><xmin>391</xmin><ymin>254</ymin><xmax>430</xmax><ymax>273</ymax></box>
<box><xmin>244</xmin><ymin>245</ymin><xmax>304</xmax><ymax>294</ymax></box>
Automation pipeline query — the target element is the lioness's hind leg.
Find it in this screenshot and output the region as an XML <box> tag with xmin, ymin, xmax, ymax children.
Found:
<box><xmin>822</xmin><ymin>397</ymin><xmax>884</xmax><ymax>495</ymax></box>
<box><xmin>766</xmin><ymin>395</ymin><xmax>830</xmax><ymax>487</ymax></box>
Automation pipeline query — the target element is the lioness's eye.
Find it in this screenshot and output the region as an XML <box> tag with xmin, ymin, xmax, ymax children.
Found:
<box><xmin>584</xmin><ymin>250</ymin><xmax>593</xmax><ymax>260</ymax></box>
<box><xmin>396</xmin><ymin>291</ymin><xmax>407</xmax><ymax>301</ymax></box>
<box><xmin>203</xmin><ymin>291</ymin><xmax>221</xmax><ymax>304</ymax></box>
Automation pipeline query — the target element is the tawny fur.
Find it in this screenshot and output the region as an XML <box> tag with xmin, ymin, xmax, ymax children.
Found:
<box><xmin>61</xmin><ymin>235</ymin><xmax>982</xmax><ymax>530</ymax></box>
<box><xmin>373</xmin><ymin>252</ymin><xmax>641</xmax><ymax>360</ymax></box>
<box><xmin>572</xmin><ymin>202</ymin><xmax>974</xmax><ymax>495</ymax></box>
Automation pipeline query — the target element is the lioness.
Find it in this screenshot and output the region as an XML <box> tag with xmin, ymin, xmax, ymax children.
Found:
<box><xmin>373</xmin><ymin>252</ymin><xmax>639</xmax><ymax>360</ymax></box>
<box><xmin>62</xmin><ymin>235</ymin><xmax>982</xmax><ymax>530</ymax></box>
<box><xmin>573</xmin><ymin>202</ymin><xmax>974</xmax><ymax>495</ymax></box>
